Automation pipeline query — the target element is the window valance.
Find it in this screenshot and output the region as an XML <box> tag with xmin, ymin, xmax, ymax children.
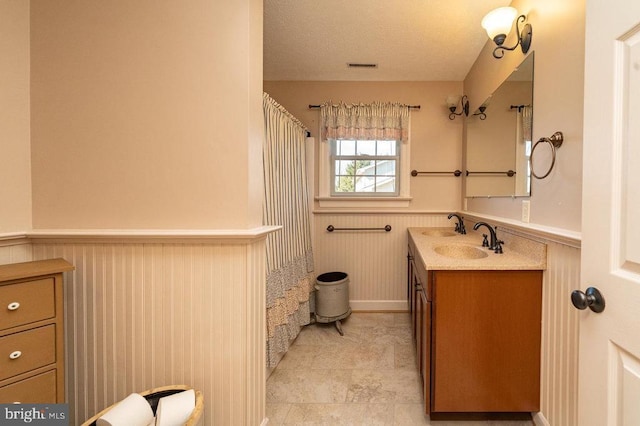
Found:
<box><xmin>320</xmin><ymin>102</ymin><xmax>411</xmax><ymax>143</ymax></box>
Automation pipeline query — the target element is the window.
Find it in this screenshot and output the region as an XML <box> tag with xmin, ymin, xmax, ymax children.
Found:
<box><xmin>317</xmin><ymin>137</ymin><xmax>411</xmax><ymax>207</ymax></box>
<box><xmin>331</xmin><ymin>139</ymin><xmax>400</xmax><ymax>196</ymax></box>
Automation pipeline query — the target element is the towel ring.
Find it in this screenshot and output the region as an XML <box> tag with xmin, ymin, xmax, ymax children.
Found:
<box><xmin>530</xmin><ymin>131</ymin><xmax>564</xmax><ymax>179</ymax></box>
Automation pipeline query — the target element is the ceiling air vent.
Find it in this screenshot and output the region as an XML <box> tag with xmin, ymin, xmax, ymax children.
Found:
<box><xmin>347</xmin><ymin>63</ymin><xmax>378</xmax><ymax>69</ymax></box>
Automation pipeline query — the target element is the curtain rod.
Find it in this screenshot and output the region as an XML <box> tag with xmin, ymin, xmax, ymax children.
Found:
<box><xmin>308</xmin><ymin>104</ymin><xmax>420</xmax><ymax>110</ymax></box>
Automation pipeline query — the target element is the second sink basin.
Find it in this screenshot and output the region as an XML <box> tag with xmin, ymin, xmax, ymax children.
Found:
<box><xmin>434</xmin><ymin>244</ymin><xmax>489</xmax><ymax>259</ymax></box>
<box><xmin>422</xmin><ymin>229</ymin><xmax>457</xmax><ymax>237</ymax></box>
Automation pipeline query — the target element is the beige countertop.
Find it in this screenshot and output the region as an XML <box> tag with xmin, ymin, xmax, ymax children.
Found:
<box><xmin>408</xmin><ymin>227</ymin><xmax>546</xmax><ymax>271</ymax></box>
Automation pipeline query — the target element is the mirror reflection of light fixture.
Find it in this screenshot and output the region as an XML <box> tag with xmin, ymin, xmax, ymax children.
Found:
<box><xmin>447</xmin><ymin>95</ymin><xmax>469</xmax><ymax>120</ymax></box>
<box><xmin>473</xmin><ymin>97</ymin><xmax>491</xmax><ymax>120</ymax></box>
<box><xmin>481</xmin><ymin>7</ymin><xmax>532</xmax><ymax>59</ymax></box>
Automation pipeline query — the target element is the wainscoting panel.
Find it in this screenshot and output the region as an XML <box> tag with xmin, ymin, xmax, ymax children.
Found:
<box><xmin>313</xmin><ymin>213</ymin><xmax>451</xmax><ymax>310</ymax></box>
<box><xmin>540</xmin><ymin>241</ymin><xmax>581</xmax><ymax>426</ymax></box>
<box><xmin>2</xmin><ymin>219</ymin><xmax>581</xmax><ymax>426</ymax></box>
<box><xmin>0</xmin><ymin>240</ymin><xmax>32</xmax><ymax>265</ymax></box>
<box><xmin>31</xmin><ymin>239</ymin><xmax>266</xmax><ymax>426</ymax></box>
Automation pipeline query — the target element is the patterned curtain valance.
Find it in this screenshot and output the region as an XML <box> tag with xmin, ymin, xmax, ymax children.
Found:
<box><xmin>320</xmin><ymin>101</ymin><xmax>411</xmax><ymax>143</ymax></box>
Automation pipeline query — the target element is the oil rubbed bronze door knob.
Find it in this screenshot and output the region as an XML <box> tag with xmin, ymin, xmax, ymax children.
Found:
<box><xmin>571</xmin><ymin>287</ymin><xmax>605</xmax><ymax>313</ymax></box>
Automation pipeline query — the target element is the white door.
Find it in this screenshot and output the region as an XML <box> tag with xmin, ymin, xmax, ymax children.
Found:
<box><xmin>580</xmin><ymin>0</ymin><xmax>640</xmax><ymax>424</ymax></box>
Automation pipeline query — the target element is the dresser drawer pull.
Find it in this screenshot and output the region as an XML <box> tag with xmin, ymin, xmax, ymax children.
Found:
<box><xmin>7</xmin><ymin>302</ymin><xmax>20</xmax><ymax>311</ymax></box>
<box><xmin>9</xmin><ymin>351</ymin><xmax>22</xmax><ymax>360</ymax></box>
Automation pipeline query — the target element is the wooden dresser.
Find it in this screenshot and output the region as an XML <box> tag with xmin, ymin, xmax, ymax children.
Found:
<box><xmin>0</xmin><ymin>258</ymin><xmax>74</xmax><ymax>403</ymax></box>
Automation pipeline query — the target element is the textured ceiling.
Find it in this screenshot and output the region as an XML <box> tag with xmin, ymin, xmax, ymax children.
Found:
<box><xmin>264</xmin><ymin>0</ymin><xmax>512</xmax><ymax>81</ymax></box>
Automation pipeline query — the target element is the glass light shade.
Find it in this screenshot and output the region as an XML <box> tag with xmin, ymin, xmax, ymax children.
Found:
<box><xmin>481</xmin><ymin>7</ymin><xmax>518</xmax><ymax>41</ymax></box>
<box><xmin>446</xmin><ymin>95</ymin><xmax>461</xmax><ymax>108</ymax></box>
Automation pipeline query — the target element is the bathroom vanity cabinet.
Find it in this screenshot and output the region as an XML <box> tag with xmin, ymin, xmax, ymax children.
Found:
<box><xmin>407</xmin><ymin>241</ymin><xmax>431</xmax><ymax>405</ymax></box>
<box><xmin>0</xmin><ymin>258</ymin><xmax>74</xmax><ymax>403</ymax></box>
<box><xmin>408</xmin><ymin>233</ymin><xmax>543</xmax><ymax>416</ymax></box>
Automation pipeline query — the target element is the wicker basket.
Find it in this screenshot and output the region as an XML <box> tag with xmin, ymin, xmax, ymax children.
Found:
<box><xmin>82</xmin><ymin>385</ymin><xmax>204</xmax><ymax>426</ymax></box>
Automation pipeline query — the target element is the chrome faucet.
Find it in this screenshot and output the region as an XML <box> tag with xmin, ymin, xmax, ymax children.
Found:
<box><xmin>447</xmin><ymin>213</ymin><xmax>466</xmax><ymax>234</ymax></box>
<box><xmin>473</xmin><ymin>222</ymin><xmax>498</xmax><ymax>251</ymax></box>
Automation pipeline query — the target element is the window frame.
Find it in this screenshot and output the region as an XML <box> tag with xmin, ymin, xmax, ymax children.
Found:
<box><xmin>318</xmin><ymin>137</ymin><xmax>412</xmax><ymax>208</ymax></box>
<box><xmin>330</xmin><ymin>139</ymin><xmax>401</xmax><ymax>197</ymax></box>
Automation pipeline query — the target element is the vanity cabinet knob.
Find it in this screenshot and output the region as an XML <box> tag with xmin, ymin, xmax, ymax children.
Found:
<box><xmin>7</xmin><ymin>302</ymin><xmax>20</xmax><ymax>311</ymax></box>
<box><xmin>9</xmin><ymin>351</ymin><xmax>22</xmax><ymax>360</ymax></box>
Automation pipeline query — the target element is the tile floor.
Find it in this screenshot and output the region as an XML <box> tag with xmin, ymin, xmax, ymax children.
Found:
<box><xmin>266</xmin><ymin>312</ymin><xmax>535</xmax><ymax>426</ymax></box>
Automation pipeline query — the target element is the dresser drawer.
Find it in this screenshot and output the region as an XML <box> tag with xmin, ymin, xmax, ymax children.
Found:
<box><xmin>0</xmin><ymin>278</ymin><xmax>55</xmax><ymax>330</ymax></box>
<box><xmin>0</xmin><ymin>325</ymin><xmax>56</xmax><ymax>380</ymax></box>
<box><xmin>0</xmin><ymin>370</ymin><xmax>57</xmax><ymax>403</ymax></box>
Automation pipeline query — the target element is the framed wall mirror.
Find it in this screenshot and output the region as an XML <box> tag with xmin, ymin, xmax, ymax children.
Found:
<box><xmin>465</xmin><ymin>53</ymin><xmax>534</xmax><ymax>197</ymax></box>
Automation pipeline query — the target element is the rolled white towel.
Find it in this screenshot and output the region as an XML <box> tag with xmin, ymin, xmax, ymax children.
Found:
<box><xmin>155</xmin><ymin>390</ymin><xmax>195</xmax><ymax>426</ymax></box>
<box><xmin>97</xmin><ymin>393</ymin><xmax>154</xmax><ymax>426</ymax></box>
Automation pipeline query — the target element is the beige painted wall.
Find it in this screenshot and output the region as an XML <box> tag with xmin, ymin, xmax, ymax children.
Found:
<box><xmin>464</xmin><ymin>0</ymin><xmax>585</xmax><ymax>232</ymax></box>
<box><xmin>0</xmin><ymin>1</ymin><xmax>31</xmax><ymax>233</ymax></box>
<box><xmin>30</xmin><ymin>0</ymin><xmax>263</xmax><ymax>230</ymax></box>
<box><xmin>263</xmin><ymin>81</ymin><xmax>464</xmax><ymax>211</ymax></box>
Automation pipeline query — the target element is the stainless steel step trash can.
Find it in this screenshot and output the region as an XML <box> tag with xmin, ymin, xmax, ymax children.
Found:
<box><xmin>315</xmin><ymin>272</ymin><xmax>352</xmax><ymax>335</ymax></box>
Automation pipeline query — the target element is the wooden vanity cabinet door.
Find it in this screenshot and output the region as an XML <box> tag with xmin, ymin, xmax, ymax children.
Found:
<box><xmin>420</xmin><ymin>289</ymin><xmax>431</xmax><ymax>416</ymax></box>
<box><xmin>431</xmin><ymin>270</ymin><xmax>542</xmax><ymax>413</ymax></box>
<box><xmin>407</xmin><ymin>246</ymin><xmax>417</xmax><ymax>338</ymax></box>
<box><xmin>415</xmin><ymin>279</ymin><xmax>424</xmax><ymax>374</ymax></box>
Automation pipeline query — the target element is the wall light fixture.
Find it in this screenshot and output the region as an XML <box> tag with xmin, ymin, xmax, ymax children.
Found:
<box><xmin>446</xmin><ymin>95</ymin><xmax>469</xmax><ymax>120</ymax></box>
<box><xmin>473</xmin><ymin>106</ymin><xmax>488</xmax><ymax>120</ymax></box>
<box><xmin>473</xmin><ymin>98</ymin><xmax>491</xmax><ymax>120</ymax></box>
<box><xmin>481</xmin><ymin>7</ymin><xmax>532</xmax><ymax>59</ymax></box>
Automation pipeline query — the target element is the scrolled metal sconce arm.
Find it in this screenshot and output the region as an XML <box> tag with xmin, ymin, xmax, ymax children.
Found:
<box><xmin>492</xmin><ymin>15</ymin><xmax>532</xmax><ymax>59</ymax></box>
<box><xmin>473</xmin><ymin>105</ymin><xmax>488</xmax><ymax>120</ymax></box>
<box><xmin>448</xmin><ymin>95</ymin><xmax>469</xmax><ymax>120</ymax></box>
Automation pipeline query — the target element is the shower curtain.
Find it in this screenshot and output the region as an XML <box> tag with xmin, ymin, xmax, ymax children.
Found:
<box><xmin>263</xmin><ymin>92</ymin><xmax>315</xmax><ymax>367</ymax></box>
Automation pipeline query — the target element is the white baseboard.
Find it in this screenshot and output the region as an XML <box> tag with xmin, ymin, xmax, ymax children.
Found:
<box><xmin>533</xmin><ymin>412</ymin><xmax>550</xmax><ymax>426</ymax></box>
<box><xmin>349</xmin><ymin>300</ymin><xmax>407</xmax><ymax>312</ymax></box>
